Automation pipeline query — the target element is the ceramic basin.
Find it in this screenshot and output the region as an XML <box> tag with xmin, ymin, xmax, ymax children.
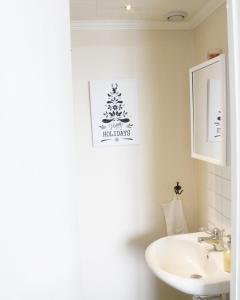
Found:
<box><xmin>145</xmin><ymin>232</ymin><xmax>230</xmax><ymax>296</ymax></box>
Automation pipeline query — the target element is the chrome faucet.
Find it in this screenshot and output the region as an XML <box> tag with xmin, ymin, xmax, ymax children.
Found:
<box><xmin>198</xmin><ymin>227</ymin><xmax>225</xmax><ymax>251</ymax></box>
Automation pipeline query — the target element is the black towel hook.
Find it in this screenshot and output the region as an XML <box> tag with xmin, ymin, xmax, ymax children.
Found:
<box><xmin>174</xmin><ymin>182</ymin><xmax>184</xmax><ymax>195</ymax></box>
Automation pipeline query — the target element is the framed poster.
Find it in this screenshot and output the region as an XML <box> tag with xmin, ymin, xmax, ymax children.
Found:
<box><xmin>89</xmin><ymin>79</ymin><xmax>139</xmax><ymax>147</ymax></box>
<box><xmin>207</xmin><ymin>79</ymin><xmax>222</xmax><ymax>142</ymax></box>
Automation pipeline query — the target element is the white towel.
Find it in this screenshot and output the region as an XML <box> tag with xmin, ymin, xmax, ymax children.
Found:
<box><xmin>161</xmin><ymin>197</ymin><xmax>188</xmax><ymax>236</ymax></box>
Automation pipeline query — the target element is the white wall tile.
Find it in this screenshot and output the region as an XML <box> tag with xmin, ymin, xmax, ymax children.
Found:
<box><xmin>222</xmin><ymin>198</ymin><xmax>231</xmax><ymax>219</ymax></box>
<box><xmin>208</xmin><ymin>173</ymin><xmax>216</xmax><ymax>191</ymax></box>
<box><xmin>207</xmin><ymin>190</ymin><xmax>215</xmax><ymax>207</ymax></box>
<box><xmin>206</xmin><ymin>164</ymin><xmax>231</xmax><ymax>232</ymax></box>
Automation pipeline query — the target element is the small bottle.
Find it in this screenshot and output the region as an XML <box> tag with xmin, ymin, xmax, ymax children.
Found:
<box><xmin>224</xmin><ymin>236</ymin><xmax>231</xmax><ymax>273</ymax></box>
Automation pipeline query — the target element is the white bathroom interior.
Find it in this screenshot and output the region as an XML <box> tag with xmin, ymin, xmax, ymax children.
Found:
<box><xmin>0</xmin><ymin>0</ymin><xmax>233</xmax><ymax>300</ymax></box>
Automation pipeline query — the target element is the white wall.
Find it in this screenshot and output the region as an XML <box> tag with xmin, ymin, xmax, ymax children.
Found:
<box><xmin>191</xmin><ymin>4</ymin><xmax>231</xmax><ymax>233</ymax></box>
<box><xmin>0</xmin><ymin>1</ymin><xmax>80</xmax><ymax>299</ymax></box>
<box><xmin>72</xmin><ymin>30</ymin><xmax>196</xmax><ymax>300</ymax></box>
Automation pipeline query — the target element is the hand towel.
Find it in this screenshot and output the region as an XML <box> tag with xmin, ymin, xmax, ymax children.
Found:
<box><xmin>161</xmin><ymin>197</ymin><xmax>188</xmax><ymax>236</ymax></box>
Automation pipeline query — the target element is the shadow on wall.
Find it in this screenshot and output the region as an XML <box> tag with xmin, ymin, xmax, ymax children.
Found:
<box><xmin>122</xmin><ymin>87</ymin><xmax>195</xmax><ymax>300</ymax></box>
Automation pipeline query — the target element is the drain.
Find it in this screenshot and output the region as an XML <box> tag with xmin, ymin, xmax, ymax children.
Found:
<box><xmin>190</xmin><ymin>274</ymin><xmax>202</xmax><ymax>279</ymax></box>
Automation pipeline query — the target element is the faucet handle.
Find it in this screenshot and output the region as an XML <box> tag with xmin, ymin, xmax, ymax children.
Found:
<box><xmin>212</xmin><ymin>228</ymin><xmax>224</xmax><ymax>239</ymax></box>
<box><xmin>199</xmin><ymin>227</ymin><xmax>224</xmax><ymax>238</ymax></box>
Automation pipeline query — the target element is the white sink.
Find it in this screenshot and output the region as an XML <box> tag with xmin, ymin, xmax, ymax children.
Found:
<box><xmin>145</xmin><ymin>232</ymin><xmax>230</xmax><ymax>296</ymax></box>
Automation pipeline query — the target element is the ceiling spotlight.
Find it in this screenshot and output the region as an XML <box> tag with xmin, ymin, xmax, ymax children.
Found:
<box><xmin>166</xmin><ymin>11</ymin><xmax>187</xmax><ymax>22</ymax></box>
<box><xmin>125</xmin><ymin>4</ymin><xmax>132</xmax><ymax>11</ymax></box>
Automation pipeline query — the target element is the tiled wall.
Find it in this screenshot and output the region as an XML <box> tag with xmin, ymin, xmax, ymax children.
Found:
<box><xmin>207</xmin><ymin>164</ymin><xmax>231</xmax><ymax>233</ymax></box>
<box><xmin>192</xmin><ymin>4</ymin><xmax>231</xmax><ymax>233</ymax></box>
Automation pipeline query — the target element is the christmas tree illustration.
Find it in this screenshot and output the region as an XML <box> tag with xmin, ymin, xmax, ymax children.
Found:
<box><xmin>100</xmin><ymin>83</ymin><xmax>133</xmax><ymax>127</ymax></box>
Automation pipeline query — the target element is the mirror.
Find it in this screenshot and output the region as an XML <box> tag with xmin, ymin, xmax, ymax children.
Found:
<box><xmin>189</xmin><ymin>54</ymin><xmax>226</xmax><ymax>166</ymax></box>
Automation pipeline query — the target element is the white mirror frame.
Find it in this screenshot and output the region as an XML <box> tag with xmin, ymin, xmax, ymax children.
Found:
<box><xmin>189</xmin><ymin>54</ymin><xmax>227</xmax><ymax>166</ymax></box>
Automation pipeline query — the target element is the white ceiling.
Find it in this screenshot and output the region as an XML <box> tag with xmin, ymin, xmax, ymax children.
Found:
<box><xmin>70</xmin><ymin>0</ymin><xmax>223</xmax><ymax>21</ymax></box>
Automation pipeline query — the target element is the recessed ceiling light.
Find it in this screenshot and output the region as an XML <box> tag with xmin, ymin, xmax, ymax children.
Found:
<box><xmin>125</xmin><ymin>4</ymin><xmax>132</xmax><ymax>11</ymax></box>
<box><xmin>166</xmin><ymin>11</ymin><xmax>187</xmax><ymax>22</ymax></box>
